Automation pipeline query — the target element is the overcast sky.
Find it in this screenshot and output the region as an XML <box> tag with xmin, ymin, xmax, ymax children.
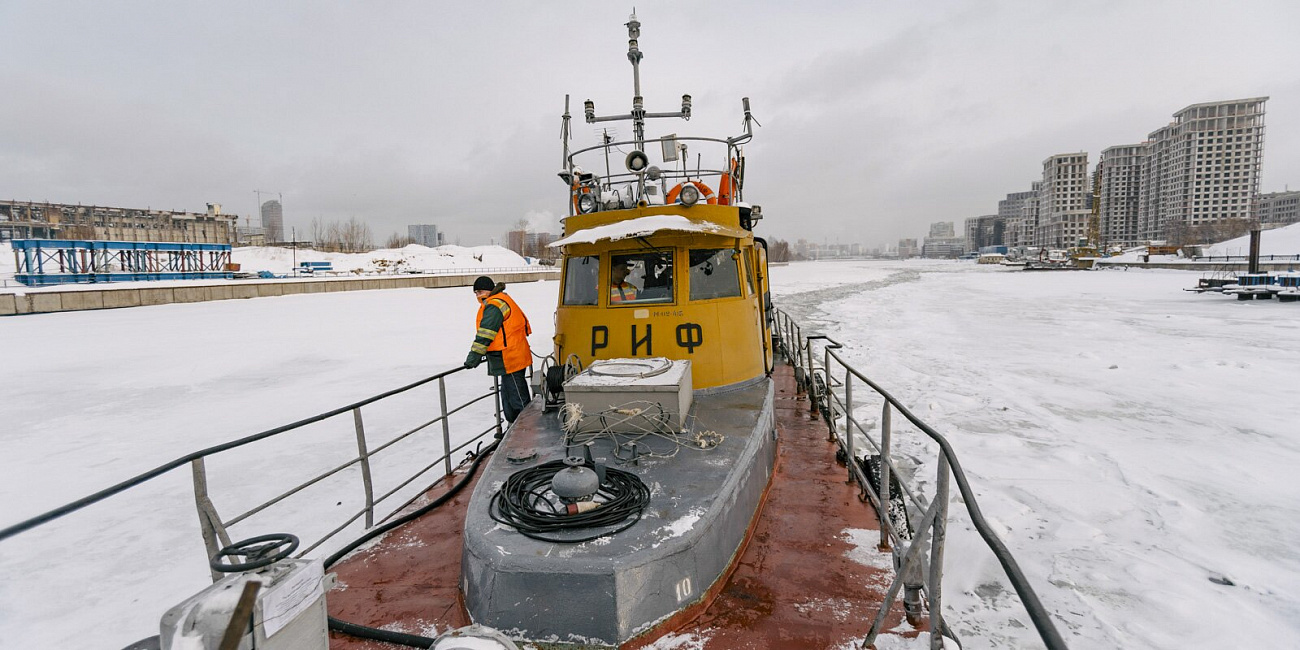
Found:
<box><xmin>3</xmin><ymin>1</ymin><xmax>1298</xmax><ymax>247</ymax></box>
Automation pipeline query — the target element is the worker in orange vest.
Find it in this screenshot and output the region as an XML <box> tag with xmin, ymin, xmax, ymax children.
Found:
<box><xmin>464</xmin><ymin>276</ymin><xmax>533</xmax><ymax>425</ymax></box>
<box><xmin>610</xmin><ymin>261</ymin><xmax>639</xmax><ymax>303</ymax></box>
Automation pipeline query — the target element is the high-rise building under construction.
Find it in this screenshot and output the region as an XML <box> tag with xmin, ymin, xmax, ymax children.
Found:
<box><xmin>261</xmin><ymin>199</ymin><xmax>284</xmax><ymax>243</ymax></box>
<box><xmin>1137</xmin><ymin>97</ymin><xmax>1267</xmax><ymax>241</ymax></box>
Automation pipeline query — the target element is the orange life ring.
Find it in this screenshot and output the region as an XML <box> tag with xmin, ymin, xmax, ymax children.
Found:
<box><xmin>665</xmin><ymin>181</ymin><xmax>717</xmax><ymax>206</ymax></box>
<box><xmin>717</xmin><ymin>158</ymin><xmax>740</xmax><ymax>206</ymax></box>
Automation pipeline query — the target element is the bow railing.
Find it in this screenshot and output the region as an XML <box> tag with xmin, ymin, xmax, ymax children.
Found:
<box><xmin>772</xmin><ymin>307</ymin><xmax>1068</xmax><ymax>650</ymax></box>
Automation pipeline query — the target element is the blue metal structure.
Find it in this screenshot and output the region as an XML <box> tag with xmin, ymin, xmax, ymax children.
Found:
<box><xmin>12</xmin><ymin>239</ymin><xmax>233</xmax><ymax>286</ymax></box>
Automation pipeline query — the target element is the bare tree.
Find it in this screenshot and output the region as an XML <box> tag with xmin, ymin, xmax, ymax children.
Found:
<box><xmin>308</xmin><ymin>216</ymin><xmax>375</xmax><ymax>252</ymax></box>
<box><xmin>385</xmin><ymin>232</ymin><xmax>415</xmax><ymax>249</ymax></box>
<box><xmin>767</xmin><ymin>238</ymin><xmax>791</xmax><ymax>263</ymax></box>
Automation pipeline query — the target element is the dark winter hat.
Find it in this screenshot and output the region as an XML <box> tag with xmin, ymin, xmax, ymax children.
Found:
<box><xmin>472</xmin><ymin>276</ymin><xmax>495</xmax><ymax>292</ymax></box>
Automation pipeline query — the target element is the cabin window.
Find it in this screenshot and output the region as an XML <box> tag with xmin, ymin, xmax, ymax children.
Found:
<box><xmin>689</xmin><ymin>248</ymin><xmax>742</xmax><ymax>300</ymax></box>
<box><xmin>563</xmin><ymin>256</ymin><xmax>600</xmax><ymax>305</ymax></box>
<box><xmin>609</xmin><ymin>251</ymin><xmax>674</xmax><ymax>305</ymax></box>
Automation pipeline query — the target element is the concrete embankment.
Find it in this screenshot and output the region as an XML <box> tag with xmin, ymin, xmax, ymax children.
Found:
<box><xmin>0</xmin><ymin>271</ymin><xmax>558</xmax><ymax>316</ymax></box>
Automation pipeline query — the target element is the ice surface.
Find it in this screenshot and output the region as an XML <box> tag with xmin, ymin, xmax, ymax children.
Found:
<box><xmin>774</xmin><ymin>259</ymin><xmax>1300</xmax><ymax>649</ymax></box>
<box><xmin>4</xmin><ymin>257</ymin><xmax>1299</xmax><ymax>649</ymax></box>
<box><xmin>0</xmin><ymin>279</ymin><xmax>557</xmax><ymax>649</ymax></box>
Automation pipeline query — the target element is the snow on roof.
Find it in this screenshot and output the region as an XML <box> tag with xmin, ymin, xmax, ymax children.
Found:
<box><xmin>549</xmin><ymin>214</ymin><xmax>747</xmax><ymax>248</ymax></box>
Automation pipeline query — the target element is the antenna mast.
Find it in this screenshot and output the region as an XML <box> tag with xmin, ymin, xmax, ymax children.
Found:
<box><xmin>583</xmin><ymin>11</ymin><xmax>691</xmax><ymax>152</ymax></box>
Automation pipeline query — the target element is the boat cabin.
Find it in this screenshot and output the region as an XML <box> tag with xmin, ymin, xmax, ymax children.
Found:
<box><xmin>548</xmin><ymin>36</ymin><xmax>772</xmax><ymax>390</ymax></box>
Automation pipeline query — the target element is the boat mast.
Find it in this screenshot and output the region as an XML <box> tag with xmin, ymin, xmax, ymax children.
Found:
<box><xmin>583</xmin><ymin>11</ymin><xmax>691</xmax><ymax>154</ymax></box>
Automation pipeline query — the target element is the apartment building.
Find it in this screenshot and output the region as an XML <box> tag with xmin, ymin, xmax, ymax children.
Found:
<box><xmin>1036</xmin><ymin>153</ymin><xmax>1091</xmax><ymax>248</ymax></box>
<box><xmin>1098</xmin><ymin>144</ymin><xmax>1148</xmax><ymax>248</ymax></box>
<box><xmin>1258</xmin><ymin>190</ymin><xmax>1300</xmax><ymax>227</ymax></box>
<box><xmin>1138</xmin><ymin>97</ymin><xmax>1267</xmax><ymax>241</ymax></box>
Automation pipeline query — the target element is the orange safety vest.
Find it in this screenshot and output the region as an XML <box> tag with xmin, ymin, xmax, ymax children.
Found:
<box><xmin>610</xmin><ymin>282</ymin><xmax>638</xmax><ymax>304</ymax></box>
<box><xmin>476</xmin><ymin>291</ymin><xmax>533</xmax><ymax>374</ymax></box>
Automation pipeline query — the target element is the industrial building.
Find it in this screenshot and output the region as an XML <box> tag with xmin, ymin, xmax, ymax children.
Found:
<box><xmin>0</xmin><ymin>200</ymin><xmax>237</xmax><ymax>243</ymax></box>
<box><xmin>1138</xmin><ymin>97</ymin><xmax>1267</xmax><ymax>241</ymax></box>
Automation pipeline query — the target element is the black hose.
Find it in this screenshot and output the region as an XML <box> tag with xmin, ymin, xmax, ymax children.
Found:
<box><xmin>489</xmin><ymin>460</ymin><xmax>650</xmax><ymax>543</ymax></box>
<box><xmin>323</xmin><ymin>441</ymin><xmax>497</xmax><ymax>648</ymax></box>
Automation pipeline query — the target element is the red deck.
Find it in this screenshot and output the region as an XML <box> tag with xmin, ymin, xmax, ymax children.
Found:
<box><xmin>328</xmin><ymin>364</ymin><xmax>917</xmax><ymax>649</ymax></box>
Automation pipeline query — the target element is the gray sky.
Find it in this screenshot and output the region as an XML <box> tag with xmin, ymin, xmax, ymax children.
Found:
<box><xmin>3</xmin><ymin>1</ymin><xmax>1298</xmax><ymax>248</ymax></box>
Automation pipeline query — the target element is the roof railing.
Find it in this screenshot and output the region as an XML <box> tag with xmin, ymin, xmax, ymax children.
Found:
<box><xmin>773</xmin><ymin>307</ymin><xmax>1069</xmax><ymax>650</ymax></box>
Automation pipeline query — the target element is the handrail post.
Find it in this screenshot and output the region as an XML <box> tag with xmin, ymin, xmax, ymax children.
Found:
<box><xmin>929</xmin><ymin>454</ymin><xmax>951</xmax><ymax>649</ymax></box>
<box><xmin>805</xmin><ymin>331</ymin><xmax>818</xmax><ymax>409</ymax></box>
<box><xmin>844</xmin><ymin>368</ymin><xmax>854</xmax><ymax>485</ymax></box>
<box><xmin>880</xmin><ymin>402</ymin><xmax>893</xmax><ymax>551</ymax></box>
<box><xmin>439</xmin><ymin>376</ymin><xmax>453</xmax><ymax>478</ymax></box>
<box><xmin>191</xmin><ymin>458</ymin><xmax>231</xmax><ymax>582</ymax></box>
<box><xmin>353</xmin><ymin>407</ymin><xmax>375</xmax><ymax>529</ymax></box>
<box><xmin>824</xmin><ymin>346</ymin><xmax>834</xmax><ymax>439</ymax></box>
<box><xmin>792</xmin><ymin>324</ymin><xmax>802</xmax><ymax>394</ymax></box>
<box><xmin>493</xmin><ymin>375</ymin><xmax>504</xmax><ymax>438</ymax></box>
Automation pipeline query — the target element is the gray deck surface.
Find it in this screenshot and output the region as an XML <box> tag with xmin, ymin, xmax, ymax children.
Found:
<box><xmin>462</xmin><ymin>378</ymin><xmax>776</xmax><ymax>646</ymax></box>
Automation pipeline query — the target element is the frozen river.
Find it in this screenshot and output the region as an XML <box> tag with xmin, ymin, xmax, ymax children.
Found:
<box><xmin>1</xmin><ymin>260</ymin><xmax>1297</xmax><ymax>649</ymax></box>
<box><xmin>772</xmin><ymin>260</ymin><xmax>1300</xmax><ymax>649</ymax></box>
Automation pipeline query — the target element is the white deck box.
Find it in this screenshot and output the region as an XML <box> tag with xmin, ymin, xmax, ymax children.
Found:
<box><xmin>563</xmin><ymin>358</ymin><xmax>692</xmax><ymax>432</ymax></box>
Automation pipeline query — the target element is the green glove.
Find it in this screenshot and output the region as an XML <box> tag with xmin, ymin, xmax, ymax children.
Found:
<box><xmin>464</xmin><ymin>352</ymin><xmax>484</xmax><ymax>369</ymax></box>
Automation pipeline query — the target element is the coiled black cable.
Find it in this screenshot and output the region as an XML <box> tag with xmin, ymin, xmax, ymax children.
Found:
<box><xmin>489</xmin><ymin>460</ymin><xmax>650</xmax><ymax>543</ymax></box>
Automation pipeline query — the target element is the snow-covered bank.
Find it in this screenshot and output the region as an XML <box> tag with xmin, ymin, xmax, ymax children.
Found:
<box><xmin>1202</xmin><ymin>221</ymin><xmax>1300</xmax><ymax>257</ymax></box>
<box><xmin>0</xmin><ymin>279</ymin><xmax>558</xmax><ymax>649</ymax></box>
<box><xmin>772</xmin><ymin>260</ymin><xmax>1299</xmax><ymax>649</ymax></box>
<box><xmin>0</xmin><ymin>242</ymin><xmax>540</xmax><ymax>292</ymax></box>
<box><xmin>230</xmin><ymin>243</ymin><xmax>530</xmax><ymax>275</ymax></box>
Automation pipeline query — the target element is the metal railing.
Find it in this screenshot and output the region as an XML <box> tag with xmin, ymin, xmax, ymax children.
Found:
<box><xmin>772</xmin><ymin>308</ymin><xmax>1067</xmax><ymax>650</ymax></box>
<box><xmin>1192</xmin><ymin>254</ymin><xmax>1300</xmax><ymax>262</ymax></box>
<box><xmin>0</xmin><ymin>365</ymin><xmax>506</xmax><ymax>582</ymax></box>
